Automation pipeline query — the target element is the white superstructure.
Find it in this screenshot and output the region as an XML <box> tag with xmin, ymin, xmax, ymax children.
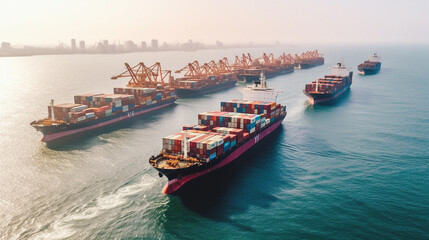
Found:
<box><xmin>330</xmin><ymin>60</ymin><xmax>351</xmax><ymax>77</ymax></box>
<box><xmin>369</xmin><ymin>53</ymin><xmax>381</xmax><ymax>62</ymax></box>
<box><xmin>239</xmin><ymin>73</ymin><xmax>282</xmax><ymax>102</ymax></box>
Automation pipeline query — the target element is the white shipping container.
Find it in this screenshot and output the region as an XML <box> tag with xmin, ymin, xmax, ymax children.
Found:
<box><xmin>71</xmin><ymin>105</ymin><xmax>88</xmax><ymax>113</ymax></box>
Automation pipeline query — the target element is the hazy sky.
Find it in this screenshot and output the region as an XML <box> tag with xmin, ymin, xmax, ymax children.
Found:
<box><xmin>1</xmin><ymin>0</ymin><xmax>428</xmax><ymax>46</ymax></box>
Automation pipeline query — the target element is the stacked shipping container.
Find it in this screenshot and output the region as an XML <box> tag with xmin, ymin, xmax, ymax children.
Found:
<box><xmin>48</xmin><ymin>86</ymin><xmax>176</xmax><ymax>123</ymax></box>
<box><xmin>220</xmin><ymin>100</ymin><xmax>286</xmax><ymax>125</ymax></box>
<box><xmin>162</xmin><ymin>101</ymin><xmax>286</xmax><ymax>162</ymax></box>
<box><xmin>358</xmin><ymin>60</ymin><xmax>380</xmax><ymax>70</ymax></box>
<box><xmin>162</xmin><ymin>131</ymin><xmax>234</xmax><ymax>160</ymax></box>
<box><xmin>304</xmin><ymin>76</ymin><xmax>349</xmax><ymax>93</ymax></box>
<box><xmin>175</xmin><ymin>74</ymin><xmax>235</xmax><ymax>90</ymax></box>
<box><xmin>113</xmin><ymin>87</ymin><xmax>176</xmax><ymax>106</ymax></box>
<box><xmin>198</xmin><ymin>111</ymin><xmax>262</xmax><ymax>134</ymax></box>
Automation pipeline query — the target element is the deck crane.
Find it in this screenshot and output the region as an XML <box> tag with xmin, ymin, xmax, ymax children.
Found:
<box><xmin>111</xmin><ymin>62</ymin><xmax>173</xmax><ymax>88</ymax></box>
<box><xmin>218</xmin><ymin>58</ymin><xmax>234</xmax><ymax>73</ymax></box>
<box><xmin>202</xmin><ymin>60</ymin><xmax>218</xmax><ymax>75</ymax></box>
<box><xmin>233</xmin><ymin>53</ymin><xmax>257</xmax><ymax>70</ymax></box>
<box><xmin>278</xmin><ymin>53</ymin><xmax>295</xmax><ymax>65</ymax></box>
<box><xmin>175</xmin><ymin>61</ymin><xmax>205</xmax><ymax>78</ymax></box>
<box><xmin>262</xmin><ymin>53</ymin><xmax>277</xmax><ymax>66</ymax></box>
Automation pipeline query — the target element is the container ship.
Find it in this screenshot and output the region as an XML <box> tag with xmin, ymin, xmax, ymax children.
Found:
<box><xmin>31</xmin><ymin>62</ymin><xmax>177</xmax><ymax>142</ymax></box>
<box><xmin>149</xmin><ymin>73</ymin><xmax>287</xmax><ymax>194</ymax></box>
<box><xmin>234</xmin><ymin>53</ymin><xmax>294</xmax><ymax>82</ymax></box>
<box><xmin>303</xmin><ymin>60</ymin><xmax>353</xmax><ymax>105</ymax></box>
<box><xmin>173</xmin><ymin>60</ymin><xmax>237</xmax><ymax>97</ymax></box>
<box><xmin>295</xmin><ymin>50</ymin><xmax>324</xmax><ymax>69</ymax></box>
<box><xmin>358</xmin><ymin>53</ymin><xmax>381</xmax><ymax>75</ymax></box>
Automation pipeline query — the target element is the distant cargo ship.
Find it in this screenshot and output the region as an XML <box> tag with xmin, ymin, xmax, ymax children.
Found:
<box><xmin>31</xmin><ymin>62</ymin><xmax>177</xmax><ymax>142</ymax></box>
<box><xmin>31</xmin><ymin>88</ymin><xmax>177</xmax><ymax>142</ymax></box>
<box><xmin>303</xmin><ymin>60</ymin><xmax>353</xmax><ymax>104</ymax></box>
<box><xmin>295</xmin><ymin>50</ymin><xmax>324</xmax><ymax>69</ymax></box>
<box><xmin>358</xmin><ymin>53</ymin><xmax>381</xmax><ymax>75</ymax></box>
<box><xmin>174</xmin><ymin>74</ymin><xmax>237</xmax><ymax>97</ymax></box>
<box><xmin>174</xmin><ymin>60</ymin><xmax>237</xmax><ymax>97</ymax></box>
<box><xmin>150</xmin><ymin>73</ymin><xmax>286</xmax><ymax>194</ymax></box>
<box><xmin>235</xmin><ymin>53</ymin><xmax>295</xmax><ymax>82</ymax></box>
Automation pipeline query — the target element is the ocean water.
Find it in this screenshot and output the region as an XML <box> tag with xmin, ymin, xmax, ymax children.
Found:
<box><xmin>0</xmin><ymin>44</ymin><xmax>428</xmax><ymax>240</ymax></box>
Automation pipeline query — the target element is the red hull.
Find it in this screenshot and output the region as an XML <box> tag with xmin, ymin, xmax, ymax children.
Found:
<box><xmin>41</xmin><ymin>102</ymin><xmax>175</xmax><ymax>142</ymax></box>
<box><xmin>162</xmin><ymin>119</ymin><xmax>284</xmax><ymax>194</ymax></box>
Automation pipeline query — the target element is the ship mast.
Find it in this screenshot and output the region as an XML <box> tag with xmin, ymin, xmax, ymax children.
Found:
<box><xmin>50</xmin><ymin>99</ymin><xmax>54</xmax><ymax>121</ymax></box>
<box><xmin>260</xmin><ymin>72</ymin><xmax>266</xmax><ymax>88</ymax></box>
<box><xmin>183</xmin><ymin>131</ymin><xmax>188</xmax><ymax>159</ymax></box>
<box><xmin>316</xmin><ymin>79</ymin><xmax>319</xmax><ymax>92</ymax></box>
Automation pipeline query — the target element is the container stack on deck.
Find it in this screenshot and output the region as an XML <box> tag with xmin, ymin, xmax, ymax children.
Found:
<box><xmin>47</xmin><ymin>86</ymin><xmax>176</xmax><ymax>124</ymax></box>
<box><xmin>114</xmin><ymin>87</ymin><xmax>176</xmax><ymax>106</ymax></box>
<box><xmin>220</xmin><ymin>100</ymin><xmax>286</xmax><ymax>124</ymax></box>
<box><xmin>198</xmin><ymin>112</ymin><xmax>262</xmax><ymax>134</ymax></box>
<box><xmin>358</xmin><ymin>60</ymin><xmax>380</xmax><ymax>70</ymax></box>
<box><xmin>295</xmin><ymin>50</ymin><xmax>324</xmax><ymax>68</ymax></box>
<box><xmin>304</xmin><ymin>75</ymin><xmax>348</xmax><ymax>93</ymax></box>
<box><xmin>162</xmin><ymin>131</ymin><xmax>235</xmax><ymax>160</ymax></box>
<box><xmin>174</xmin><ymin>73</ymin><xmax>236</xmax><ymax>90</ymax></box>
<box><xmin>161</xmin><ymin>101</ymin><xmax>286</xmax><ymax>162</ymax></box>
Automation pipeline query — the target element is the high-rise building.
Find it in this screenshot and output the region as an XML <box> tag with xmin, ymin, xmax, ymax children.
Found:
<box><xmin>141</xmin><ymin>41</ymin><xmax>147</xmax><ymax>49</ymax></box>
<box><xmin>151</xmin><ymin>39</ymin><xmax>158</xmax><ymax>49</ymax></box>
<box><xmin>79</xmin><ymin>40</ymin><xmax>85</xmax><ymax>50</ymax></box>
<box><xmin>125</xmin><ymin>40</ymin><xmax>137</xmax><ymax>50</ymax></box>
<box><xmin>1</xmin><ymin>42</ymin><xmax>12</xmax><ymax>50</ymax></box>
<box><xmin>103</xmin><ymin>40</ymin><xmax>109</xmax><ymax>48</ymax></box>
<box><xmin>71</xmin><ymin>39</ymin><xmax>76</xmax><ymax>51</ymax></box>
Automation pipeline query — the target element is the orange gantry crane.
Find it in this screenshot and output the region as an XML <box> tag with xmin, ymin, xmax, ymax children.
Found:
<box><xmin>175</xmin><ymin>61</ymin><xmax>205</xmax><ymax>78</ymax></box>
<box><xmin>217</xmin><ymin>57</ymin><xmax>234</xmax><ymax>73</ymax></box>
<box><xmin>111</xmin><ymin>62</ymin><xmax>174</xmax><ymax>88</ymax></box>
<box><xmin>277</xmin><ymin>53</ymin><xmax>296</xmax><ymax>65</ymax></box>
<box><xmin>295</xmin><ymin>50</ymin><xmax>322</xmax><ymax>61</ymax></box>
<box><xmin>262</xmin><ymin>53</ymin><xmax>281</xmax><ymax>67</ymax></box>
<box><xmin>233</xmin><ymin>53</ymin><xmax>259</xmax><ymax>70</ymax></box>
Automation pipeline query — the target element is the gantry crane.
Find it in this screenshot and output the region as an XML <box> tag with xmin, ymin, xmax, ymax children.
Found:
<box><xmin>111</xmin><ymin>62</ymin><xmax>173</xmax><ymax>88</ymax></box>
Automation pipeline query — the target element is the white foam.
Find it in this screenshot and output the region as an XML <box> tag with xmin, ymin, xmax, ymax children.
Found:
<box><xmin>30</xmin><ymin>176</ymin><xmax>155</xmax><ymax>240</ymax></box>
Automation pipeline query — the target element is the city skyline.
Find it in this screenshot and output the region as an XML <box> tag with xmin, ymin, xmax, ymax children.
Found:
<box><xmin>1</xmin><ymin>0</ymin><xmax>428</xmax><ymax>46</ymax></box>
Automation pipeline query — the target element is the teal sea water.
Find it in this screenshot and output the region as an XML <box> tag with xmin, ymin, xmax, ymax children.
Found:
<box><xmin>0</xmin><ymin>44</ymin><xmax>428</xmax><ymax>239</ymax></box>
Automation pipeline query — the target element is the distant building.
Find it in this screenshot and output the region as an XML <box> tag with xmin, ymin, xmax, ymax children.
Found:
<box><xmin>71</xmin><ymin>39</ymin><xmax>76</xmax><ymax>51</ymax></box>
<box><xmin>79</xmin><ymin>40</ymin><xmax>85</xmax><ymax>50</ymax></box>
<box><xmin>108</xmin><ymin>44</ymin><xmax>117</xmax><ymax>52</ymax></box>
<box><xmin>141</xmin><ymin>41</ymin><xmax>147</xmax><ymax>49</ymax></box>
<box><xmin>1</xmin><ymin>42</ymin><xmax>12</xmax><ymax>50</ymax></box>
<box><xmin>103</xmin><ymin>40</ymin><xmax>109</xmax><ymax>48</ymax></box>
<box><xmin>216</xmin><ymin>40</ymin><xmax>223</xmax><ymax>48</ymax></box>
<box><xmin>151</xmin><ymin>39</ymin><xmax>158</xmax><ymax>49</ymax></box>
<box><xmin>125</xmin><ymin>40</ymin><xmax>137</xmax><ymax>50</ymax></box>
